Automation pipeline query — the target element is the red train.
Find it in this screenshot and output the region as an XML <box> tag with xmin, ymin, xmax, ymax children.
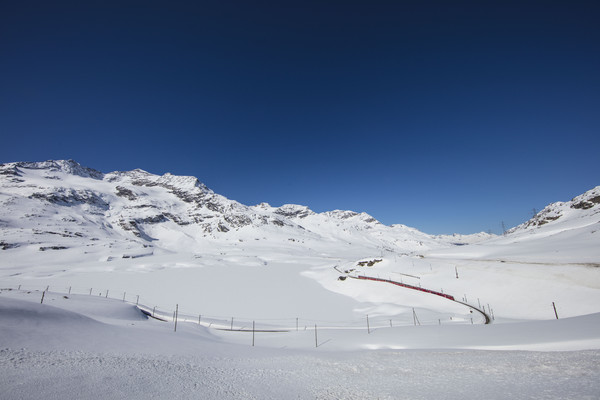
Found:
<box><xmin>356</xmin><ymin>275</ymin><xmax>455</xmax><ymax>301</ymax></box>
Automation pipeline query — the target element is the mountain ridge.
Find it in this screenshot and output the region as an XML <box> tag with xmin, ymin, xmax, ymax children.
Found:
<box><xmin>6</xmin><ymin>159</ymin><xmax>596</xmax><ymax>263</ymax></box>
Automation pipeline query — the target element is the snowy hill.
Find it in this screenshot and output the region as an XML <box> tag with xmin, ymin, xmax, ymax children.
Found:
<box><xmin>427</xmin><ymin>186</ymin><xmax>600</xmax><ymax>265</ymax></box>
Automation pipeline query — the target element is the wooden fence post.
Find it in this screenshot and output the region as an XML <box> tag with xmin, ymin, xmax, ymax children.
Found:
<box><xmin>552</xmin><ymin>302</ymin><xmax>559</xmax><ymax>319</ymax></box>
<box><xmin>367</xmin><ymin>314</ymin><xmax>371</xmax><ymax>334</ymax></box>
<box><xmin>174</xmin><ymin>304</ymin><xmax>178</xmax><ymax>332</ymax></box>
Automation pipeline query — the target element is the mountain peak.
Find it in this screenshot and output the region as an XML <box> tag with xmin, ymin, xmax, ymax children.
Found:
<box><xmin>3</xmin><ymin>159</ymin><xmax>104</xmax><ymax>180</ymax></box>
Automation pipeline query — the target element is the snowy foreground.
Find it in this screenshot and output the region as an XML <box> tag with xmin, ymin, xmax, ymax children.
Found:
<box><xmin>1</xmin><ymin>288</ymin><xmax>600</xmax><ymax>399</ymax></box>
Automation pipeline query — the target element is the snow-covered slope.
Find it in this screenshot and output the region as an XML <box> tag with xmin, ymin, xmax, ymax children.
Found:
<box><xmin>2</xmin><ymin>289</ymin><xmax>599</xmax><ymax>400</ymax></box>
<box><xmin>427</xmin><ymin>186</ymin><xmax>600</xmax><ymax>264</ymax></box>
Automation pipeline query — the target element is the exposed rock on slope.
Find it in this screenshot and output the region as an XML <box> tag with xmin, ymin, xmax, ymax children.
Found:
<box><xmin>0</xmin><ymin>160</ymin><xmax>492</xmax><ymax>259</ymax></box>
<box><xmin>509</xmin><ymin>186</ymin><xmax>600</xmax><ymax>233</ymax></box>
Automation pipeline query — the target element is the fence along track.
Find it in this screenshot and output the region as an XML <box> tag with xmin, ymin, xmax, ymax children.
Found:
<box><xmin>1</xmin><ymin>282</ymin><xmax>489</xmax><ymax>331</ymax></box>
<box><xmin>352</xmin><ymin>275</ymin><xmax>492</xmax><ymax>325</ymax></box>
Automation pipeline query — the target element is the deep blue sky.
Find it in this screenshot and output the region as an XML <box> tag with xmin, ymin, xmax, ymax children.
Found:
<box><xmin>1</xmin><ymin>1</ymin><xmax>599</xmax><ymax>234</ymax></box>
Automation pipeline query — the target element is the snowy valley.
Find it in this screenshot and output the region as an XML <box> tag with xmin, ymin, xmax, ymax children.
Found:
<box><xmin>1</xmin><ymin>160</ymin><xmax>599</xmax><ymax>399</ymax></box>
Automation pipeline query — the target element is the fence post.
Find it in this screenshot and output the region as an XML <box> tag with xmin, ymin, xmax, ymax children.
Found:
<box><xmin>552</xmin><ymin>302</ymin><xmax>559</xmax><ymax>319</ymax></box>
<box><xmin>412</xmin><ymin>308</ymin><xmax>420</xmax><ymax>326</ymax></box>
<box><xmin>105</xmin><ymin>290</ymin><xmax>109</xmax><ymax>298</ymax></box>
<box><xmin>199</xmin><ymin>314</ymin><xmax>202</xmax><ymax>325</ymax></box>
<box><xmin>89</xmin><ymin>288</ymin><xmax>92</xmax><ymax>295</ymax></box>
<box><xmin>174</xmin><ymin>304</ymin><xmax>178</xmax><ymax>332</ymax></box>
<box><xmin>315</xmin><ymin>324</ymin><xmax>318</xmax><ymax>348</ymax></box>
<box><xmin>152</xmin><ymin>306</ymin><xmax>156</xmax><ymax>317</ymax></box>
<box><xmin>136</xmin><ymin>295</ymin><xmax>139</xmax><ymax>305</ymax></box>
<box><xmin>123</xmin><ymin>292</ymin><xmax>126</xmax><ymax>302</ymax></box>
<box><xmin>68</xmin><ymin>286</ymin><xmax>71</xmax><ymax>295</ymax></box>
<box><xmin>231</xmin><ymin>317</ymin><xmax>234</xmax><ymax>331</ymax></box>
<box><xmin>367</xmin><ymin>314</ymin><xmax>371</xmax><ymax>334</ymax></box>
<box><xmin>252</xmin><ymin>321</ymin><xmax>255</xmax><ymax>347</ymax></box>
<box><xmin>40</xmin><ymin>291</ymin><xmax>45</xmax><ymax>304</ymax></box>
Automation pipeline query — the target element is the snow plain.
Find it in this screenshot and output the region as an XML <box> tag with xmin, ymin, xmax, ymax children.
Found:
<box><xmin>1</xmin><ymin>161</ymin><xmax>599</xmax><ymax>398</ymax></box>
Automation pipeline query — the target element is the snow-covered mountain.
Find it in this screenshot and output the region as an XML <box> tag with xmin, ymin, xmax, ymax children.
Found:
<box><xmin>509</xmin><ymin>186</ymin><xmax>600</xmax><ymax>234</ymax></box>
<box><xmin>0</xmin><ymin>160</ymin><xmax>491</xmax><ymax>261</ymax></box>
<box><xmin>426</xmin><ymin>186</ymin><xmax>600</xmax><ymax>264</ymax></box>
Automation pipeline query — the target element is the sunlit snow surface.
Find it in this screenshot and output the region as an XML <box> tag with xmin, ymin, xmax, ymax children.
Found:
<box><xmin>1</xmin><ymin>291</ymin><xmax>599</xmax><ymax>399</ymax></box>
<box><xmin>1</xmin><ymin>161</ymin><xmax>599</xmax><ymax>398</ymax></box>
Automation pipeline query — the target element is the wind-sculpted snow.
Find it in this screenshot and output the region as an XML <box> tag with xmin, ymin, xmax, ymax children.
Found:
<box><xmin>1</xmin><ymin>291</ymin><xmax>600</xmax><ymax>399</ymax></box>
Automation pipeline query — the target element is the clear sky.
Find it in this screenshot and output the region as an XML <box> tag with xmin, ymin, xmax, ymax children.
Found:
<box><xmin>1</xmin><ymin>1</ymin><xmax>599</xmax><ymax>234</ymax></box>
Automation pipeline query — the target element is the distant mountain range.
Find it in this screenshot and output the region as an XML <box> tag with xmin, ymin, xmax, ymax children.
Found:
<box><xmin>0</xmin><ymin>160</ymin><xmax>597</xmax><ymax>262</ymax></box>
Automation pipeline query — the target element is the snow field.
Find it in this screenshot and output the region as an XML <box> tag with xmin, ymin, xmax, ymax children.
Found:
<box><xmin>1</xmin><ymin>290</ymin><xmax>600</xmax><ymax>400</ymax></box>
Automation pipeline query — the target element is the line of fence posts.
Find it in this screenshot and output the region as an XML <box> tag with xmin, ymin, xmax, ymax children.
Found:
<box><xmin>12</xmin><ymin>283</ymin><xmax>511</xmax><ymax>344</ymax></box>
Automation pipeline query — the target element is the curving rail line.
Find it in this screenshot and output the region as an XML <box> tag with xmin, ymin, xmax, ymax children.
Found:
<box><xmin>351</xmin><ymin>274</ymin><xmax>491</xmax><ymax>324</ymax></box>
